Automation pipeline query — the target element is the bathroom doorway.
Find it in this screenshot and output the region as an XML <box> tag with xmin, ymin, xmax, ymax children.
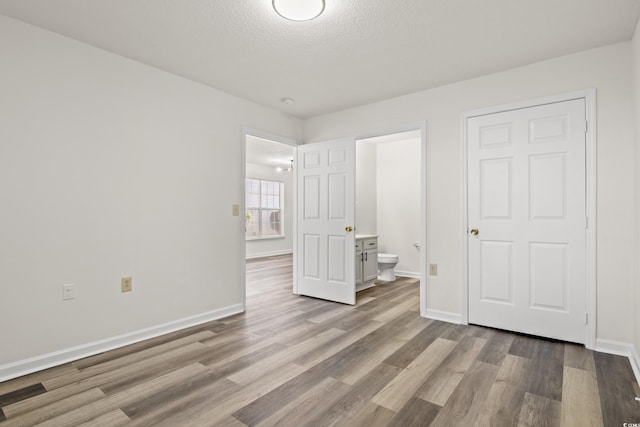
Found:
<box><xmin>355</xmin><ymin>128</ymin><xmax>426</xmax><ymax>311</ymax></box>
<box><xmin>356</xmin><ymin>130</ymin><xmax>422</xmax><ymax>279</ymax></box>
<box><xmin>243</xmin><ymin>130</ymin><xmax>297</xmax><ymax>309</ymax></box>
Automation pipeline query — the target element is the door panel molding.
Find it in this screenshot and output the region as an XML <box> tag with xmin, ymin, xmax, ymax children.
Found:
<box><xmin>460</xmin><ymin>89</ymin><xmax>597</xmax><ymax>349</ymax></box>
<box><xmin>296</xmin><ymin>138</ymin><xmax>356</xmax><ymax>305</ymax></box>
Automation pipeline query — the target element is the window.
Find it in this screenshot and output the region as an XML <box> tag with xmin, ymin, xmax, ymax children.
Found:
<box><xmin>246</xmin><ymin>178</ymin><xmax>284</xmax><ymax>239</ymax></box>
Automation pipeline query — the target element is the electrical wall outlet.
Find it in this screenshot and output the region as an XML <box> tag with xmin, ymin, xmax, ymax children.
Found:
<box><xmin>232</xmin><ymin>204</ymin><xmax>240</xmax><ymax>216</ymax></box>
<box><xmin>429</xmin><ymin>264</ymin><xmax>438</xmax><ymax>276</ymax></box>
<box><xmin>63</xmin><ymin>284</ymin><xmax>75</xmax><ymax>300</ymax></box>
<box><xmin>121</xmin><ymin>276</ymin><xmax>132</xmax><ymax>293</ymax></box>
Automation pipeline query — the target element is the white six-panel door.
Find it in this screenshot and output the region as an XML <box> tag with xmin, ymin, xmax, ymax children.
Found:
<box><xmin>468</xmin><ymin>99</ymin><xmax>587</xmax><ymax>343</ymax></box>
<box><xmin>296</xmin><ymin>138</ymin><xmax>356</xmax><ymax>305</ymax></box>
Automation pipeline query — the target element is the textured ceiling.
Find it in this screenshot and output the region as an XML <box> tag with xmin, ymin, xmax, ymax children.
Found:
<box><xmin>1</xmin><ymin>1</ymin><xmax>639</xmax><ymax>118</ymax></box>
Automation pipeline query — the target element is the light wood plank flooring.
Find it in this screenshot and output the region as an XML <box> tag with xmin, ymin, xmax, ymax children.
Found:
<box><xmin>1</xmin><ymin>254</ymin><xmax>639</xmax><ymax>426</ymax></box>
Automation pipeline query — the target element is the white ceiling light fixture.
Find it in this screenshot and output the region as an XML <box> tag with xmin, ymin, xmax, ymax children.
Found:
<box><xmin>277</xmin><ymin>159</ymin><xmax>294</xmax><ymax>172</ymax></box>
<box><xmin>273</xmin><ymin>0</ymin><xmax>325</xmax><ymax>21</ymax></box>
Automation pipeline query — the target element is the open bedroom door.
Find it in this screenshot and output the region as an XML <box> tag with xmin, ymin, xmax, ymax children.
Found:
<box><xmin>296</xmin><ymin>138</ymin><xmax>356</xmax><ymax>304</ymax></box>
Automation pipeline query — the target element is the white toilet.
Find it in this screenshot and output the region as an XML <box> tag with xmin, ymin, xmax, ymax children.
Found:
<box><xmin>378</xmin><ymin>253</ymin><xmax>399</xmax><ymax>281</ymax></box>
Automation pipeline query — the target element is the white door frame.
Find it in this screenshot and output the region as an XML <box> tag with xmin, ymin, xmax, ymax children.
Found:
<box><xmin>351</xmin><ymin>121</ymin><xmax>428</xmax><ymax>314</ymax></box>
<box><xmin>241</xmin><ymin>127</ymin><xmax>299</xmax><ymax>311</ymax></box>
<box><xmin>460</xmin><ymin>89</ymin><xmax>597</xmax><ymax>349</ymax></box>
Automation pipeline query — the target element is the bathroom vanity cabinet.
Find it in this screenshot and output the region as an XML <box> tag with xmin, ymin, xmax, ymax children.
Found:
<box><xmin>355</xmin><ymin>235</ymin><xmax>378</xmax><ymax>292</ymax></box>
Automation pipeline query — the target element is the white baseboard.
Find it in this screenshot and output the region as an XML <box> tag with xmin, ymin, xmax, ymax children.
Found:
<box><xmin>0</xmin><ymin>303</ymin><xmax>244</xmax><ymax>383</ymax></box>
<box><xmin>630</xmin><ymin>346</ymin><xmax>640</xmax><ymax>388</ymax></box>
<box><xmin>595</xmin><ymin>338</ymin><xmax>634</xmax><ymax>356</ymax></box>
<box><xmin>425</xmin><ymin>308</ymin><xmax>464</xmax><ymax>324</ymax></box>
<box><xmin>246</xmin><ymin>249</ymin><xmax>293</xmax><ymax>259</ymax></box>
<box><xmin>595</xmin><ymin>338</ymin><xmax>640</xmax><ymax>387</ymax></box>
<box><xmin>395</xmin><ymin>270</ymin><xmax>420</xmax><ymax>279</ymax></box>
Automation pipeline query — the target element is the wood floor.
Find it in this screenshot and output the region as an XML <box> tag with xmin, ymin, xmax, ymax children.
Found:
<box><xmin>1</xmin><ymin>254</ymin><xmax>639</xmax><ymax>426</ymax></box>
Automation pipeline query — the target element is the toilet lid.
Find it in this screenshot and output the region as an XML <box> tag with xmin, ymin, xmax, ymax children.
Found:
<box><xmin>378</xmin><ymin>253</ymin><xmax>399</xmax><ymax>262</ymax></box>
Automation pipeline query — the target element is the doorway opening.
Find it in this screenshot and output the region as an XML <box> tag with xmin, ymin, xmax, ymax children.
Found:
<box><xmin>356</xmin><ymin>130</ymin><xmax>422</xmax><ymax>274</ymax></box>
<box><xmin>354</xmin><ymin>127</ymin><xmax>427</xmax><ymax>310</ymax></box>
<box><xmin>243</xmin><ymin>131</ymin><xmax>297</xmax><ymax>309</ymax></box>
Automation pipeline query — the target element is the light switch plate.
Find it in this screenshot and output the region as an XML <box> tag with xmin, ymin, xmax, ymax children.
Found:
<box><xmin>232</xmin><ymin>204</ymin><xmax>240</xmax><ymax>216</ymax></box>
<box><xmin>429</xmin><ymin>264</ymin><xmax>438</xmax><ymax>276</ymax></box>
<box><xmin>63</xmin><ymin>284</ymin><xmax>75</xmax><ymax>300</ymax></box>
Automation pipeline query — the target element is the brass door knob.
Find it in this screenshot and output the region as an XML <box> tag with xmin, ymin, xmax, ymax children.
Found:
<box><xmin>470</xmin><ymin>229</ymin><xmax>479</xmax><ymax>235</ymax></box>
<box><xmin>345</xmin><ymin>226</ymin><xmax>353</xmax><ymax>232</ymax></box>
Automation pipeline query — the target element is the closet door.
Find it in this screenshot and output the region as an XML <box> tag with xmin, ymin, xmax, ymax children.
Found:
<box><xmin>467</xmin><ymin>99</ymin><xmax>587</xmax><ymax>343</ymax></box>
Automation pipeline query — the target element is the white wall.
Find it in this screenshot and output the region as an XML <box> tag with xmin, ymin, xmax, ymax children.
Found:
<box><xmin>355</xmin><ymin>141</ymin><xmax>377</xmax><ymax>235</ymax></box>
<box><xmin>0</xmin><ymin>15</ymin><xmax>301</xmax><ymax>373</ymax></box>
<box><xmin>304</xmin><ymin>42</ymin><xmax>635</xmax><ymax>343</ymax></box>
<box><xmin>376</xmin><ymin>139</ymin><xmax>421</xmax><ymax>276</ymax></box>
<box><xmin>633</xmin><ymin>19</ymin><xmax>640</xmax><ymax>367</ymax></box>
<box><xmin>245</xmin><ymin>163</ymin><xmax>294</xmax><ymax>258</ymax></box>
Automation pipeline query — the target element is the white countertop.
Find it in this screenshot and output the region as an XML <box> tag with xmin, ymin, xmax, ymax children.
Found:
<box><xmin>355</xmin><ymin>234</ymin><xmax>378</xmax><ymax>239</ymax></box>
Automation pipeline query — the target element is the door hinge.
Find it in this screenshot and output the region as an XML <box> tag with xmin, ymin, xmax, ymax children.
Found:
<box><xmin>584</xmin><ymin>120</ymin><xmax>588</xmax><ymax>133</ymax></box>
<box><xmin>585</xmin><ymin>313</ymin><xmax>588</xmax><ymax>324</ymax></box>
<box><xmin>585</xmin><ymin>217</ymin><xmax>588</xmax><ymax>230</ymax></box>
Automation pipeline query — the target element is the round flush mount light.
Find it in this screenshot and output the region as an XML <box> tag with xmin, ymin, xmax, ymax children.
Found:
<box><xmin>273</xmin><ymin>0</ymin><xmax>325</xmax><ymax>21</ymax></box>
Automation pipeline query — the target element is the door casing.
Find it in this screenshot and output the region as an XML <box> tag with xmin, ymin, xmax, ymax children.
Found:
<box><xmin>460</xmin><ymin>90</ymin><xmax>597</xmax><ymax>349</ymax></box>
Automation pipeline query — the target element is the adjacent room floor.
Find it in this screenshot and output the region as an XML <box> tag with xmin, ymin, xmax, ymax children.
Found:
<box><xmin>0</xmin><ymin>254</ymin><xmax>638</xmax><ymax>426</ymax></box>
